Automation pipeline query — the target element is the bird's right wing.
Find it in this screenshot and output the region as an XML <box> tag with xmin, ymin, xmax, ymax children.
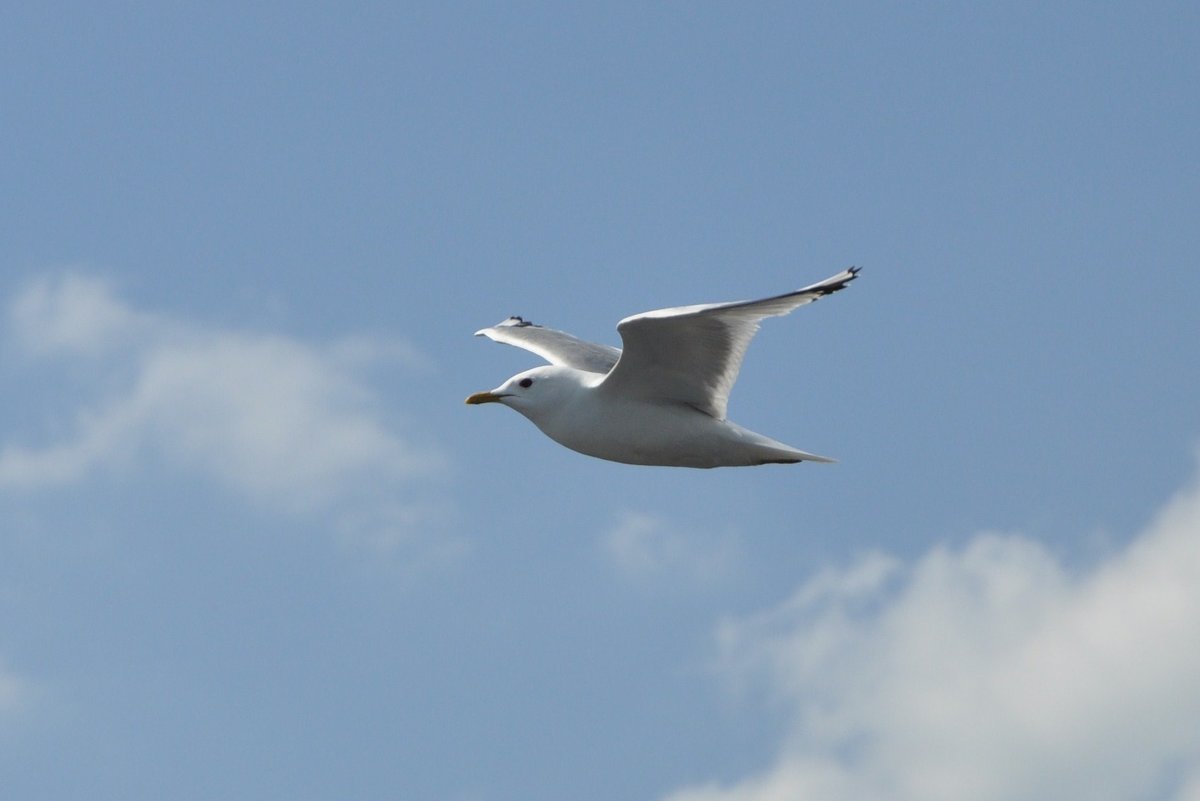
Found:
<box><xmin>474</xmin><ymin>317</ymin><xmax>621</xmax><ymax>374</ymax></box>
<box><xmin>599</xmin><ymin>267</ymin><xmax>859</xmax><ymax>419</ymax></box>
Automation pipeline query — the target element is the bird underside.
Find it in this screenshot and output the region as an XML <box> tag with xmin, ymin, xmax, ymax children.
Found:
<box><xmin>538</xmin><ymin>397</ymin><xmax>835</xmax><ymax>468</ymax></box>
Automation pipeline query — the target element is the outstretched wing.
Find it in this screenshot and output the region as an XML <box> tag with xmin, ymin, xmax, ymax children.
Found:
<box><xmin>474</xmin><ymin>316</ymin><xmax>621</xmax><ymax>374</ymax></box>
<box><xmin>598</xmin><ymin>267</ymin><xmax>859</xmax><ymax>419</ymax></box>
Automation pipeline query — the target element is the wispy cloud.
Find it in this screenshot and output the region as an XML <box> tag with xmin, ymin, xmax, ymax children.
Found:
<box><xmin>668</xmin><ymin>470</ymin><xmax>1200</xmax><ymax>801</ymax></box>
<box><xmin>602</xmin><ymin>512</ymin><xmax>741</xmax><ymax>585</ymax></box>
<box><xmin>7</xmin><ymin>271</ymin><xmax>155</xmax><ymax>357</ymax></box>
<box><xmin>1</xmin><ymin>273</ymin><xmax>450</xmax><ymax>553</ymax></box>
<box><xmin>0</xmin><ymin>661</ymin><xmax>33</xmax><ymax>718</ymax></box>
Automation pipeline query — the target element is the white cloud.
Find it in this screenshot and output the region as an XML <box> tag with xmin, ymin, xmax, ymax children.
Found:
<box><xmin>6</xmin><ymin>272</ymin><xmax>152</xmax><ymax>357</ymax></box>
<box><xmin>668</xmin><ymin>470</ymin><xmax>1200</xmax><ymax>801</ymax></box>
<box><xmin>603</xmin><ymin>512</ymin><xmax>740</xmax><ymax>584</ymax></box>
<box><xmin>0</xmin><ymin>274</ymin><xmax>448</xmax><ymax>551</ymax></box>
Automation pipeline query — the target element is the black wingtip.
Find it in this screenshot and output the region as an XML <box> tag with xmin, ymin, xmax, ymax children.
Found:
<box><xmin>498</xmin><ymin>316</ymin><xmax>540</xmax><ymax>328</ymax></box>
<box><xmin>813</xmin><ymin>266</ymin><xmax>861</xmax><ymax>298</ymax></box>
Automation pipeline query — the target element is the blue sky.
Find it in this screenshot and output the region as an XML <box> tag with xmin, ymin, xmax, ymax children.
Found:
<box><xmin>3</xmin><ymin>3</ymin><xmax>1199</xmax><ymax>800</ymax></box>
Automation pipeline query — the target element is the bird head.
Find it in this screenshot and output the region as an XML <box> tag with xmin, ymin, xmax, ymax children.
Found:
<box><xmin>465</xmin><ymin>365</ymin><xmax>580</xmax><ymax>423</ymax></box>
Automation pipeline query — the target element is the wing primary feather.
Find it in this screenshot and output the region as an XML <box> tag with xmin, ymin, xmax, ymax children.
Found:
<box><xmin>474</xmin><ymin>317</ymin><xmax>621</xmax><ymax>373</ymax></box>
<box><xmin>494</xmin><ymin>316</ymin><xmax>536</xmax><ymax>329</ymax></box>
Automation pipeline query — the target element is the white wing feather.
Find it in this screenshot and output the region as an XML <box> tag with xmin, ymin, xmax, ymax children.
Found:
<box><xmin>474</xmin><ymin>317</ymin><xmax>621</xmax><ymax>374</ymax></box>
<box><xmin>598</xmin><ymin>267</ymin><xmax>859</xmax><ymax>419</ymax></box>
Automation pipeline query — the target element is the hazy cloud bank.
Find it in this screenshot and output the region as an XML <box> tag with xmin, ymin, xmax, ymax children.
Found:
<box><xmin>603</xmin><ymin>511</ymin><xmax>741</xmax><ymax>585</ymax></box>
<box><xmin>1</xmin><ymin>273</ymin><xmax>449</xmax><ymax>553</ymax></box>
<box><xmin>670</xmin><ymin>468</ymin><xmax>1200</xmax><ymax>801</ymax></box>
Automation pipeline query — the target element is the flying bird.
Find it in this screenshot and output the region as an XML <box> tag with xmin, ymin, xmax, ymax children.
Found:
<box><xmin>466</xmin><ymin>267</ymin><xmax>859</xmax><ymax>468</ymax></box>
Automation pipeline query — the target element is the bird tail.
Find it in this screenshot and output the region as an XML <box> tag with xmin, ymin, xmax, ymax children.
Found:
<box><xmin>734</xmin><ymin>425</ymin><xmax>837</xmax><ymax>465</ymax></box>
<box><xmin>757</xmin><ymin>447</ymin><xmax>836</xmax><ymax>465</ymax></box>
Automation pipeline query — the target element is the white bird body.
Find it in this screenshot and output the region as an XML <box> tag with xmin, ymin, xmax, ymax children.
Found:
<box><xmin>467</xmin><ymin>267</ymin><xmax>859</xmax><ymax>468</ymax></box>
<box><xmin>495</xmin><ymin>365</ymin><xmax>824</xmax><ymax>468</ymax></box>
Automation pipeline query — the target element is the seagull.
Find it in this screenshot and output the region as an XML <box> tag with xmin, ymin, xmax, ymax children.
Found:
<box><xmin>466</xmin><ymin>267</ymin><xmax>859</xmax><ymax>468</ymax></box>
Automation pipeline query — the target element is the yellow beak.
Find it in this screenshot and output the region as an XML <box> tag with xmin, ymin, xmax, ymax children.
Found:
<box><xmin>465</xmin><ymin>391</ymin><xmax>505</xmax><ymax>405</ymax></box>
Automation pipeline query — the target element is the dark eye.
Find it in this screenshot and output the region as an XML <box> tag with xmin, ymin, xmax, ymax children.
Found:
<box><xmin>518</xmin><ymin>377</ymin><xmax>534</xmax><ymax>388</ymax></box>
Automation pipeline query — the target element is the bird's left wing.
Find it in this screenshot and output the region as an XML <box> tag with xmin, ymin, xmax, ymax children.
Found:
<box><xmin>599</xmin><ymin>267</ymin><xmax>859</xmax><ymax>419</ymax></box>
<box><xmin>475</xmin><ymin>317</ymin><xmax>621</xmax><ymax>374</ymax></box>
